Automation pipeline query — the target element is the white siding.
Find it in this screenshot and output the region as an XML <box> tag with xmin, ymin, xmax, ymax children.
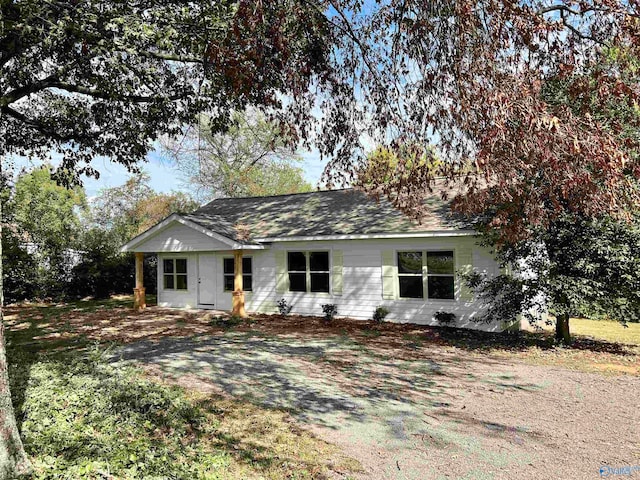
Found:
<box><xmin>156</xmin><ymin>237</ymin><xmax>507</xmax><ymax>332</ymax></box>
<box><xmin>136</xmin><ymin>223</ymin><xmax>232</xmax><ymax>252</ymax></box>
<box><xmin>157</xmin><ymin>253</ymin><xmax>199</xmax><ymax>308</ymax></box>
<box><xmin>242</xmin><ymin>237</ymin><xmax>505</xmax><ymax>332</ymax></box>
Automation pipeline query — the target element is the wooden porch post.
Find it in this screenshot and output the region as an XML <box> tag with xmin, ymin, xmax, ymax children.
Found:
<box><xmin>231</xmin><ymin>249</ymin><xmax>247</xmax><ymax>317</ymax></box>
<box><xmin>133</xmin><ymin>252</ymin><xmax>146</xmax><ymax>311</ymax></box>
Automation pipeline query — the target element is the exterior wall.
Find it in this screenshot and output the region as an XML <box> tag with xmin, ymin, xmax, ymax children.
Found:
<box><xmin>155</xmin><ymin>236</ymin><xmax>507</xmax><ymax>331</ymax></box>
<box><xmin>157</xmin><ymin>250</ymin><xmax>266</xmax><ymax>311</ymax></box>
<box><xmin>136</xmin><ymin>222</ymin><xmax>233</xmax><ymax>253</ymax></box>
<box><xmin>156</xmin><ymin>253</ymin><xmax>199</xmax><ymax>308</ymax></box>
<box><xmin>244</xmin><ymin>236</ymin><xmax>506</xmax><ymax>332</ymax></box>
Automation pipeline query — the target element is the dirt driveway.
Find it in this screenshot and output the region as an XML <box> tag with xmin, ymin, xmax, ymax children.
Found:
<box><xmin>115</xmin><ymin>328</ymin><xmax>640</xmax><ymax>480</ymax></box>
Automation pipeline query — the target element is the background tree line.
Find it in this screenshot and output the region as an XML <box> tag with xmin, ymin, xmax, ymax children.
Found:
<box><xmin>2</xmin><ymin>112</ymin><xmax>312</xmax><ymax>304</ymax></box>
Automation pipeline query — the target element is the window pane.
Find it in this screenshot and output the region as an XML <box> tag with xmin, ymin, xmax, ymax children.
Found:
<box><xmin>428</xmin><ymin>276</ymin><xmax>455</xmax><ymax>299</ymax></box>
<box><xmin>175</xmin><ymin>258</ymin><xmax>187</xmax><ymax>274</ymax></box>
<box><xmin>223</xmin><ymin>258</ymin><xmax>234</xmax><ymax>274</ymax></box>
<box><xmin>242</xmin><ymin>257</ymin><xmax>252</xmax><ymax>274</ymax></box>
<box><xmin>163</xmin><ymin>259</ymin><xmax>174</xmax><ymax>274</ymax></box>
<box><xmin>243</xmin><ymin>274</ymin><xmax>252</xmax><ymax>291</ymax></box>
<box><xmin>224</xmin><ymin>275</ymin><xmax>234</xmax><ymax>291</ymax></box>
<box><xmin>427</xmin><ymin>251</ymin><xmax>454</xmax><ymax>274</ymax></box>
<box><xmin>310</xmin><ymin>273</ymin><xmax>330</xmax><ymax>292</ymax></box>
<box><xmin>398</xmin><ymin>252</ymin><xmax>422</xmax><ymax>274</ymax></box>
<box><xmin>309</xmin><ymin>252</ymin><xmax>329</xmax><ymax>272</ymax></box>
<box><xmin>176</xmin><ymin>274</ymin><xmax>188</xmax><ymax>290</ymax></box>
<box><xmin>288</xmin><ymin>272</ymin><xmax>306</xmax><ymax>292</ymax></box>
<box><xmin>164</xmin><ymin>274</ymin><xmax>174</xmax><ymax>289</ymax></box>
<box><xmin>399</xmin><ymin>276</ymin><xmax>424</xmax><ymax>298</ymax></box>
<box><xmin>288</xmin><ymin>252</ymin><xmax>306</xmax><ymax>271</ymax></box>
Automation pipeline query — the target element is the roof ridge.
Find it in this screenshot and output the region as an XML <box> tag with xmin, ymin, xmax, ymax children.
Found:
<box><xmin>196</xmin><ymin>187</ymin><xmax>355</xmax><ymax>210</ymax></box>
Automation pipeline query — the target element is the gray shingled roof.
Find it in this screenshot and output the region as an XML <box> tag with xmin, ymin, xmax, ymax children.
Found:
<box><xmin>182</xmin><ymin>186</ymin><xmax>472</xmax><ymax>243</ymax></box>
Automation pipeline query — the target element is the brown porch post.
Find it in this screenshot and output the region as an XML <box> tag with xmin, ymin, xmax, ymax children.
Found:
<box><xmin>133</xmin><ymin>252</ymin><xmax>146</xmax><ymax>311</ymax></box>
<box><xmin>231</xmin><ymin>249</ymin><xmax>247</xmax><ymax>317</ymax></box>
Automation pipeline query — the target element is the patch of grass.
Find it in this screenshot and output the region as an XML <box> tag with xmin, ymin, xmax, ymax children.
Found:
<box><xmin>9</xmin><ymin>347</ymin><xmax>352</xmax><ymax>480</ymax></box>
<box><xmin>568</xmin><ymin>318</ymin><xmax>640</xmax><ymax>345</ymax></box>
<box><xmin>208</xmin><ymin>315</ymin><xmax>248</xmax><ymax>329</ymax></box>
<box><xmin>402</xmin><ymin>333</ymin><xmax>424</xmax><ymax>349</ymax></box>
<box><xmin>361</xmin><ymin>328</ymin><xmax>382</xmax><ymax>338</ymax></box>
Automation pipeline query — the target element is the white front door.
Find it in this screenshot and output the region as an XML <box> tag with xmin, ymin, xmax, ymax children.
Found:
<box><xmin>197</xmin><ymin>253</ymin><xmax>217</xmax><ymax>306</ymax></box>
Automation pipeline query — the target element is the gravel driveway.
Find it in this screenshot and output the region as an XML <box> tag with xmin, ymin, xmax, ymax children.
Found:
<box><xmin>115</xmin><ymin>331</ymin><xmax>640</xmax><ymax>480</ymax></box>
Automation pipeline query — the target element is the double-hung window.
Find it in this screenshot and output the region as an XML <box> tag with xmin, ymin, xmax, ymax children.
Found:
<box><xmin>223</xmin><ymin>257</ymin><xmax>252</xmax><ymax>291</ymax></box>
<box><xmin>397</xmin><ymin>250</ymin><xmax>455</xmax><ymax>300</ymax></box>
<box><xmin>397</xmin><ymin>252</ymin><xmax>424</xmax><ymax>298</ymax></box>
<box><xmin>426</xmin><ymin>251</ymin><xmax>455</xmax><ymax>299</ymax></box>
<box><xmin>163</xmin><ymin>258</ymin><xmax>188</xmax><ymax>290</ymax></box>
<box><xmin>287</xmin><ymin>251</ymin><xmax>330</xmax><ymax>293</ymax></box>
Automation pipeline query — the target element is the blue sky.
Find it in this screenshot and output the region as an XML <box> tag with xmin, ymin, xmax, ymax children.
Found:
<box><xmin>11</xmin><ymin>146</ymin><xmax>328</xmax><ymax>199</ymax></box>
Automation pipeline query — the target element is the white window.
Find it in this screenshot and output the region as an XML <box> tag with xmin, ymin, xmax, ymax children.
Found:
<box><xmin>223</xmin><ymin>257</ymin><xmax>252</xmax><ymax>291</ymax></box>
<box><xmin>397</xmin><ymin>252</ymin><xmax>424</xmax><ymax>298</ymax></box>
<box><xmin>397</xmin><ymin>250</ymin><xmax>455</xmax><ymax>300</ymax></box>
<box><xmin>287</xmin><ymin>251</ymin><xmax>330</xmax><ymax>293</ymax></box>
<box><xmin>426</xmin><ymin>251</ymin><xmax>455</xmax><ymax>300</ymax></box>
<box><xmin>163</xmin><ymin>258</ymin><xmax>188</xmax><ymax>290</ymax></box>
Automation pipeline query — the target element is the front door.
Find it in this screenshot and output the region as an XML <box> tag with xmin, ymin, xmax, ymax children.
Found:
<box><xmin>197</xmin><ymin>253</ymin><xmax>217</xmax><ymax>306</ymax></box>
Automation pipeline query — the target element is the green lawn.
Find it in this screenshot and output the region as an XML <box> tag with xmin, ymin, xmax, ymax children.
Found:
<box><xmin>569</xmin><ymin>317</ymin><xmax>640</xmax><ymax>345</ymax></box>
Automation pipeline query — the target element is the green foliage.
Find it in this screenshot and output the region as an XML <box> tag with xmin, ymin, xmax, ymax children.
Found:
<box><xmin>276</xmin><ymin>298</ymin><xmax>293</xmax><ymax>316</ymax></box>
<box><xmin>67</xmin><ymin>229</ymin><xmax>135</xmax><ymax>299</ymax></box>
<box><xmin>1</xmin><ymin>1</ymin><xmax>330</xmax><ymax>182</ymax></box>
<box><xmin>10</xmin><ymin>350</ymin><xmax>232</xmax><ymax>479</ymax></box>
<box><xmin>164</xmin><ymin>111</ymin><xmax>313</xmax><ymax>200</ymax></box>
<box><xmin>12</xmin><ymin>166</ymin><xmax>86</xmax><ymax>253</ymax></box>
<box><xmin>434</xmin><ymin>311</ymin><xmax>457</xmax><ymax>326</ymax></box>
<box><xmin>4</xmin><ymin>166</ymin><xmax>86</xmax><ymax>300</ymax></box>
<box><xmin>68</xmin><ymin>173</ymin><xmax>195</xmax><ymax>299</ymax></box>
<box><xmin>2</xmin><ymin>231</ymin><xmax>38</xmax><ymax>303</ymax></box>
<box><xmin>372</xmin><ymin>306</ymin><xmax>390</xmax><ymax>323</ymax></box>
<box><xmin>320</xmin><ymin>304</ymin><xmax>338</xmax><ymax>322</ymax></box>
<box><xmin>90</xmin><ymin>172</ymin><xmax>198</xmax><ymax>246</ymax></box>
<box><xmin>469</xmin><ymin>214</ymin><xmax>640</xmax><ymax>330</ymax></box>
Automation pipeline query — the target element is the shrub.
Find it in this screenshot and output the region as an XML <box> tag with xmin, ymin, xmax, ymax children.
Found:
<box><xmin>372</xmin><ymin>306</ymin><xmax>390</xmax><ymax>323</ymax></box>
<box><xmin>277</xmin><ymin>298</ymin><xmax>293</xmax><ymax>315</ymax></box>
<box><xmin>208</xmin><ymin>314</ymin><xmax>245</xmax><ymax>329</ymax></box>
<box><xmin>321</xmin><ymin>304</ymin><xmax>338</xmax><ymax>322</ymax></box>
<box><xmin>434</xmin><ymin>311</ymin><xmax>457</xmax><ymax>326</ymax></box>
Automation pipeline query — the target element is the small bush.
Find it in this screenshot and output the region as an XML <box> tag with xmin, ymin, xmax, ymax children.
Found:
<box><xmin>277</xmin><ymin>298</ymin><xmax>293</xmax><ymax>315</ymax></box>
<box><xmin>208</xmin><ymin>315</ymin><xmax>244</xmax><ymax>329</ymax></box>
<box><xmin>434</xmin><ymin>311</ymin><xmax>457</xmax><ymax>326</ymax></box>
<box><xmin>372</xmin><ymin>306</ymin><xmax>390</xmax><ymax>323</ymax></box>
<box><xmin>321</xmin><ymin>304</ymin><xmax>338</xmax><ymax>322</ymax></box>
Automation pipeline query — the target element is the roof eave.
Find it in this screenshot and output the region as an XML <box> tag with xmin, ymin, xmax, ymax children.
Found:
<box><xmin>120</xmin><ymin>214</ymin><xmax>264</xmax><ymax>252</ymax></box>
<box><xmin>253</xmin><ymin>230</ymin><xmax>478</xmax><ymax>243</ymax></box>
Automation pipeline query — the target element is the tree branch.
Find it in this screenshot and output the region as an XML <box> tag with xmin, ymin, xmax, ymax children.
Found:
<box><xmin>1</xmin><ymin>77</ymin><xmax>188</xmax><ymax>107</ymax></box>
<box><xmin>0</xmin><ymin>105</ymin><xmax>81</xmax><ymax>142</ymax></box>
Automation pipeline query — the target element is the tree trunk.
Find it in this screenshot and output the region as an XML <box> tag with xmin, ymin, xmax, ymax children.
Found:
<box><xmin>0</xmin><ymin>161</ymin><xmax>31</xmax><ymax>477</ymax></box>
<box><xmin>555</xmin><ymin>313</ymin><xmax>571</xmax><ymax>344</ymax></box>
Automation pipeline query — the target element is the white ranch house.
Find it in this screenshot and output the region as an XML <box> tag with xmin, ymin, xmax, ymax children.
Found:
<box><xmin>122</xmin><ymin>188</ymin><xmax>515</xmax><ymax>331</ymax></box>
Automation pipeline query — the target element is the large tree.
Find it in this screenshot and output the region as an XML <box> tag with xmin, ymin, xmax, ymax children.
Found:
<box><xmin>1</xmin><ymin>1</ymin><xmax>332</xmax><ymax>475</ymax></box>
<box><xmin>466</xmin><ymin>214</ymin><xmax>640</xmax><ymax>343</ymax></box>
<box><xmin>163</xmin><ymin>111</ymin><xmax>313</xmax><ymax>200</ymax></box>
<box><xmin>89</xmin><ymin>172</ymin><xmax>198</xmax><ymax>245</ymax></box>
<box><xmin>458</xmin><ymin>46</ymin><xmax>640</xmax><ymax>343</ymax></box>
<box><xmin>317</xmin><ymin>2</ymin><xmax>639</xmax><ymax>233</ymax></box>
